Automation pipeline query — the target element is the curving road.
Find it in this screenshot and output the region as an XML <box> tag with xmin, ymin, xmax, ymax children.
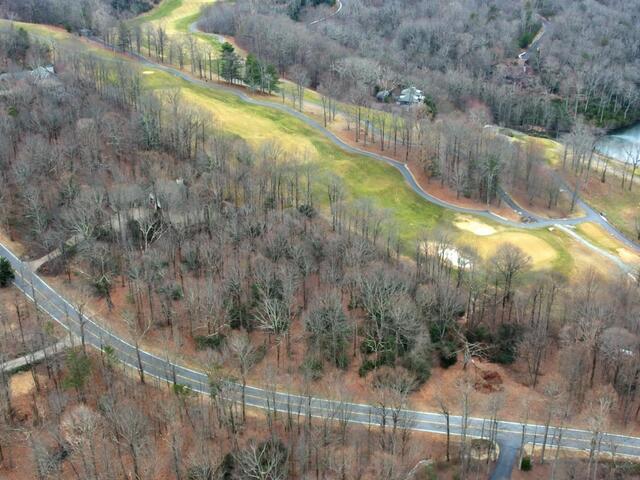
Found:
<box><xmin>3</xmin><ymin>241</ymin><xmax>640</xmax><ymax>479</ymax></box>
<box><xmin>308</xmin><ymin>0</ymin><xmax>343</xmax><ymax>26</ymax></box>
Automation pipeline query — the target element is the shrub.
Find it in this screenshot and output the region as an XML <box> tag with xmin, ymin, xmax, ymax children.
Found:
<box><xmin>0</xmin><ymin>257</ymin><xmax>15</xmax><ymax>288</ymax></box>
<box><xmin>63</xmin><ymin>350</ymin><xmax>92</xmax><ymax>392</ymax></box>
<box><xmin>301</xmin><ymin>357</ymin><xmax>324</xmax><ymax>380</ymax></box>
<box><xmin>170</xmin><ymin>284</ymin><xmax>183</xmax><ymax>301</ymax></box>
<box><xmin>298</xmin><ymin>203</ymin><xmax>316</xmax><ymax>218</ymax></box>
<box><xmin>466</xmin><ymin>324</ymin><xmax>492</xmax><ymax>344</ymax></box>
<box><xmin>217</xmin><ymin>453</ymin><xmax>235</xmax><ymax>479</ymax></box>
<box><xmin>173</xmin><ymin>383</ymin><xmax>192</xmax><ymax>397</ymax></box>
<box><xmin>360</xmin><ymin>338</ymin><xmax>376</xmax><ymax>355</ymax></box>
<box><xmin>358</xmin><ymin>359</ymin><xmax>377</xmax><ymax>377</ymax></box>
<box><xmin>490</xmin><ymin>323</ymin><xmax>523</xmax><ymax>364</ymax></box>
<box><xmin>195</xmin><ymin>333</ymin><xmax>226</xmax><ymax>351</ymax></box>
<box><xmin>93</xmin><ymin>275</ymin><xmax>112</xmax><ymax>299</ymax></box>
<box><xmin>520</xmin><ymin>456</ymin><xmax>532</xmax><ymax>471</ymax></box>
<box><xmin>403</xmin><ymin>336</ymin><xmax>432</xmax><ymax>385</ymax></box>
<box><xmin>438</xmin><ymin>342</ymin><xmax>458</xmax><ymax>368</ymax></box>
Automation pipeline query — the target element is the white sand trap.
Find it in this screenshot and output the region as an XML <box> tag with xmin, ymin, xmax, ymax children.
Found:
<box><xmin>617</xmin><ymin>248</ymin><xmax>640</xmax><ymax>265</ymax></box>
<box><xmin>142</xmin><ymin>70</ymin><xmax>155</xmax><ymax>75</ymax></box>
<box><xmin>454</xmin><ymin>216</ymin><xmax>497</xmax><ymax>236</ymax></box>
<box><xmin>422</xmin><ymin>242</ymin><xmax>472</xmax><ymax>270</ymax></box>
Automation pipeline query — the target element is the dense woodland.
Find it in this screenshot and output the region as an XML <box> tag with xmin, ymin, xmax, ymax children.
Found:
<box><xmin>0</xmin><ymin>0</ymin><xmax>158</xmax><ymax>33</ymax></box>
<box><xmin>199</xmin><ymin>0</ymin><xmax>640</xmax><ymax>133</ymax></box>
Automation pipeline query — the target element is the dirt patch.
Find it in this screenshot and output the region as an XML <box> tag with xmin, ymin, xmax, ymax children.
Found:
<box><xmin>10</xmin><ymin>371</ymin><xmax>40</xmax><ymax>398</ymax></box>
<box><xmin>0</xmin><ymin>229</ymin><xmax>25</xmax><ymax>257</ymax></box>
<box><xmin>454</xmin><ymin>216</ymin><xmax>497</xmax><ymax>236</ymax></box>
<box><xmin>473</xmin><ymin>368</ymin><xmax>503</xmax><ymax>394</ymax></box>
<box><xmin>9</xmin><ymin>370</ymin><xmax>48</xmax><ymax>420</ymax></box>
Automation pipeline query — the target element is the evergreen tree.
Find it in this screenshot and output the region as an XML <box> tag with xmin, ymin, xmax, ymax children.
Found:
<box><xmin>0</xmin><ymin>257</ymin><xmax>14</xmax><ymax>288</ymax></box>
<box><xmin>265</xmin><ymin>64</ymin><xmax>280</xmax><ymax>94</ymax></box>
<box><xmin>220</xmin><ymin>42</ymin><xmax>241</xmax><ymax>84</ymax></box>
<box><xmin>7</xmin><ymin>27</ymin><xmax>30</xmax><ymax>65</ymax></box>
<box><xmin>117</xmin><ymin>21</ymin><xmax>131</xmax><ymax>52</ymax></box>
<box><xmin>244</xmin><ymin>54</ymin><xmax>262</xmax><ymax>91</ymax></box>
<box><xmin>63</xmin><ymin>350</ymin><xmax>92</xmax><ymax>400</ymax></box>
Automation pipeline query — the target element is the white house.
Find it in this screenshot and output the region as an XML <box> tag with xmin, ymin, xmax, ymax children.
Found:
<box><xmin>397</xmin><ymin>87</ymin><xmax>425</xmax><ymax>105</ymax></box>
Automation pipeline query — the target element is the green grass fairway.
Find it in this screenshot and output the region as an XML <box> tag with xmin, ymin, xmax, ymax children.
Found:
<box><xmin>130</xmin><ymin>0</ymin><xmax>184</xmax><ymax>26</ymax></box>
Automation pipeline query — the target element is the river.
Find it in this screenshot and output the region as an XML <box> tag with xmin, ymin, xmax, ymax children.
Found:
<box><xmin>597</xmin><ymin>123</ymin><xmax>640</xmax><ymax>163</ymax></box>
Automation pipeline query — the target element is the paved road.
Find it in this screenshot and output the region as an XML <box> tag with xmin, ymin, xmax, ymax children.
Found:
<box><xmin>308</xmin><ymin>0</ymin><xmax>343</xmax><ymax>26</ymax></box>
<box><xmin>518</xmin><ymin>17</ymin><xmax>550</xmax><ymax>63</ymax></box>
<box><xmin>2</xmin><ymin>241</ymin><xmax>640</xmax><ymax>480</ymax></box>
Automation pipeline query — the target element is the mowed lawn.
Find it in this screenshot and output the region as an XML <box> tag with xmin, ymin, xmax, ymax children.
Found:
<box><xmin>6</xmin><ymin>19</ymin><xmax>624</xmax><ymax>276</ymax></box>
<box><xmin>130</xmin><ymin>0</ymin><xmax>185</xmax><ymax>27</ymax></box>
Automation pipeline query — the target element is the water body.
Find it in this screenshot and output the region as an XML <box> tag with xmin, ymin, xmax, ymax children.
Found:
<box><xmin>597</xmin><ymin>123</ymin><xmax>640</xmax><ymax>163</ymax></box>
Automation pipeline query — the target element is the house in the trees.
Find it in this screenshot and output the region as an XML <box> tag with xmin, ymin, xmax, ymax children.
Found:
<box><xmin>397</xmin><ymin>86</ymin><xmax>425</xmax><ymax>105</ymax></box>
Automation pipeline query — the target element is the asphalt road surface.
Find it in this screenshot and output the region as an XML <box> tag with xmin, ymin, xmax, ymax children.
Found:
<box><xmin>2</xmin><ymin>241</ymin><xmax>640</xmax><ymax>479</ymax></box>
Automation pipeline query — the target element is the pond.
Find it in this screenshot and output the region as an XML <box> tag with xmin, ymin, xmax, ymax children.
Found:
<box><xmin>597</xmin><ymin>123</ymin><xmax>640</xmax><ymax>163</ymax></box>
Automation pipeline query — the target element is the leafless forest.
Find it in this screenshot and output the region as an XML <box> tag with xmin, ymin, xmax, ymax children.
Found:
<box><xmin>1</xmin><ymin>25</ymin><xmax>640</xmax><ymax>478</ymax></box>
<box><xmin>1</xmin><ymin>0</ymin><xmax>640</xmax><ymax>478</ymax></box>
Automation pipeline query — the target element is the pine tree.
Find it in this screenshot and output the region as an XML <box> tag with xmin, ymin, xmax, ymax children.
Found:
<box><xmin>244</xmin><ymin>54</ymin><xmax>261</xmax><ymax>91</ymax></box>
<box><xmin>0</xmin><ymin>258</ymin><xmax>14</xmax><ymax>288</ymax></box>
<box><xmin>220</xmin><ymin>42</ymin><xmax>241</xmax><ymax>84</ymax></box>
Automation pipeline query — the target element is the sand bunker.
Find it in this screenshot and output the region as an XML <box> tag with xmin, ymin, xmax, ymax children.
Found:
<box><xmin>454</xmin><ymin>216</ymin><xmax>497</xmax><ymax>236</ymax></box>
<box><xmin>422</xmin><ymin>242</ymin><xmax>472</xmax><ymax>269</ymax></box>
<box><xmin>617</xmin><ymin>248</ymin><xmax>640</xmax><ymax>265</ymax></box>
<box><xmin>142</xmin><ymin>70</ymin><xmax>154</xmax><ymax>75</ymax></box>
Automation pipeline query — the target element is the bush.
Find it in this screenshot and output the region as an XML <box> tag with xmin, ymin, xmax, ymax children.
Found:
<box><xmin>0</xmin><ymin>257</ymin><xmax>15</xmax><ymax>287</ymax></box>
<box><xmin>358</xmin><ymin>359</ymin><xmax>377</xmax><ymax>377</ymax></box>
<box><xmin>490</xmin><ymin>323</ymin><xmax>523</xmax><ymax>365</ymax></box>
<box><xmin>520</xmin><ymin>456</ymin><xmax>532</xmax><ymax>471</ymax></box>
<box><xmin>227</xmin><ymin>303</ymin><xmax>251</xmax><ymax>330</ymax></box>
<box><xmin>217</xmin><ymin>453</ymin><xmax>235</xmax><ymax>479</ymax></box>
<box><xmin>466</xmin><ymin>324</ymin><xmax>492</xmax><ymax>344</ymax></box>
<box><xmin>300</xmin><ymin>357</ymin><xmax>324</xmax><ymax>380</ymax></box>
<box><xmin>438</xmin><ymin>342</ymin><xmax>458</xmax><ymax>368</ymax></box>
<box><xmin>297</xmin><ymin>203</ymin><xmax>316</xmax><ymax>219</ymax></box>
<box><xmin>360</xmin><ymin>338</ymin><xmax>376</xmax><ymax>355</ymax></box>
<box><xmin>195</xmin><ymin>333</ymin><xmax>226</xmax><ymax>351</ymax></box>
<box><xmin>173</xmin><ymin>383</ymin><xmax>192</xmax><ymax>397</ymax></box>
<box><xmin>170</xmin><ymin>284</ymin><xmax>184</xmax><ymax>301</ymax></box>
<box><xmin>93</xmin><ymin>275</ymin><xmax>112</xmax><ymax>299</ymax></box>
<box><xmin>403</xmin><ymin>335</ymin><xmax>433</xmax><ymax>385</ymax></box>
